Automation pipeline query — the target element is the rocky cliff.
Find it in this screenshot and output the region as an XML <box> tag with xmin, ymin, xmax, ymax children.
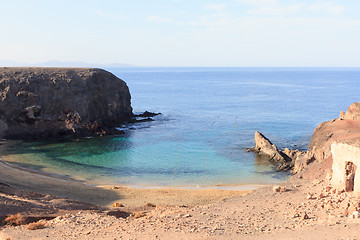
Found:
<box><xmin>309</xmin><ymin>102</ymin><xmax>360</xmax><ymax>162</ymax></box>
<box><xmin>0</xmin><ymin>67</ymin><xmax>133</xmax><ymax>139</ymax></box>
<box><xmin>292</xmin><ymin>102</ymin><xmax>360</xmax><ymax>180</ymax></box>
<box><xmin>249</xmin><ymin>102</ymin><xmax>360</xmax><ymax>175</ymax></box>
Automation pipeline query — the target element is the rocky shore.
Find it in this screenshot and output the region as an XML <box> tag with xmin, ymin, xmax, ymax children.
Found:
<box><xmin>247</xmin><ymin>131</ymin><xmax>315</xmax><ymax>173</ymax></box>
<box><xmin>1</xmin><ymin>101</ymin><xmax>360</xmax><ymax>239</ymax></box>
<box><xmin>248</xmin><ymin>101</ymin><xmax>360</xmax><ymax>176</ymax></box>
<box><xmin>0</xmin><ymin>67</ymin><xmax>133</xmax><ymax>139</ymax></box>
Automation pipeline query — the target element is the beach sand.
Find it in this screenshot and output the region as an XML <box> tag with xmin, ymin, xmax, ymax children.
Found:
<box><xmin>1</xmin><ymin>156</ymin><xmax>360</xmax><ymax>239</ymax></box>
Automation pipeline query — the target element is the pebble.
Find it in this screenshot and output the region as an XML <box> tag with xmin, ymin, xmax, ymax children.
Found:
<box><xmin>352</xmin><ymin>211</ymin><xmax>360</xmax><ymax>219</ymax></box>
<box><xmin>112</xmin><ymin>202</ymin><xmax>124</xmax><ymax>208</ymax></box>
<box><xmin>302</xmin><ymin>212</ymin><xmax>310</xmax><ymax>220</ymax></box>
<box><xmin>273</xmin><ymin>186</ymin><xmax>281</xmax><ymax>192</ymax></box>
<box><xmin>307</xmin><ymin>194</ymin><xmax>314</xmax><ymax>200</ymax></box>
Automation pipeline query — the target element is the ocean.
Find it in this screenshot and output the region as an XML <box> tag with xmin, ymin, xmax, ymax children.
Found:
<box><xmin>1</xmin><ymin>67</ymin><xmax>360</xmax><ymax>187</ymax></box>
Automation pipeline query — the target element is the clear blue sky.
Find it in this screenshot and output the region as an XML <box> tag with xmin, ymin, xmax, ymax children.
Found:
<box><xmin>1</xmin><ymin>0</ymin><xmax>360</xmax><ymax>67</ymax></box>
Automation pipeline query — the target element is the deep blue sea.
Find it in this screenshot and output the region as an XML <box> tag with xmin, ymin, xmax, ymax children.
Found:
<box><xmin>2</xmin><ymin>67</ymin><xmax>360</xmax><ymax>187</ymax></box>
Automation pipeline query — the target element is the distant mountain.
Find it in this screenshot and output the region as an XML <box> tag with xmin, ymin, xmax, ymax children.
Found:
<box><xmin>0</xmin><ymin>60</ymin><xmax>137</xmax><ymax>68</ymax></box>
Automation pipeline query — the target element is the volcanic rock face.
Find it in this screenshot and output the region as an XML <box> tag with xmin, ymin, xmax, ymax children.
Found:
<box><xmin>0</xmin><ymin>67</ymin><xmax>133</xmax><ymax>139</ymax></box>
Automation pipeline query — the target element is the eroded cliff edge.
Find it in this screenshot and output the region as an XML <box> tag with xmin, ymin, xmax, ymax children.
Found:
<box><xmin>249</xmin><ymin>101</ymin><xmax>360</xmax><ymax>179</ymax></box>
<box><xmin>0</xmin><ymin>67</ymin><xmax>133</xmax><ymax>139</ymax></box>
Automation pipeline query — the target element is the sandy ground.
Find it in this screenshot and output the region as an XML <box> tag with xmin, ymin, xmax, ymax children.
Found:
<box><xmin>1</xmin><ymin>157</ymin><xmax>360</xmax><ymax>240</ymax></box>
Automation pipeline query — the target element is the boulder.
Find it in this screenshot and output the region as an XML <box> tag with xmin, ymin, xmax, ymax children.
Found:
<box><xmin>0</xmin><ymin>67</ymin><xmax>133</xmax><ymax>139</ymax></box>
<box><xmin>247</xmin><ymin>131</ymin><xmax>292</xmax><ymax>172</ymax></box>
<box><xmin>292</xmin><ymin>151</ymin><xmax>315</xmax><ymax>174</ymax></box>
<box><xmin>247</xmin><ymin>131</ymin><xmax>287</xmax><ymax>163</ymax></box>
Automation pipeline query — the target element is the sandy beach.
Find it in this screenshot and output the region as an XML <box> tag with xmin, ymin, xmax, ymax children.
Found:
<box><xmin>1</xmin><ymin>154</ymin><xmax>360</xmax><ymax>239</ymax></box>
<box><xmin>0</xmin><ymin>157</ymin><xmax>250</xmax><ymax>208</ymax></box>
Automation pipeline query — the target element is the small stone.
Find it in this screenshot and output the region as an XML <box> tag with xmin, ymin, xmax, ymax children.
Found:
<box><xmin>273</xmin><ymin>186</ymin><xmax>281</xmax><ymax>192</ymax></box>
<box><xmin>303</xmin><ymin>212</ymin><xmax>310</xmax><ymax>220</ymax></box>
<box><xmin>348</xmin><ymin>205</ymin><xmax>357</xmax><ymax>214</ymax></box>
<box><xmin>134</xmin><ymin>212</ymin><xmax>146</xmax><ymax>219</ymax></box>
<box><xmin>317</xmin><ymin>193</ymin><xmax>324</xmax><ymax>199</ymax></box>
<box><xmin>307</xmin><ymin>194</ymin><xmax>314</xmax><ymax>200</ymax></box>
<box><xmin>325</xmin><ymin>186</ymin><xmax>331</xmax><ymax>192</ymax></box>
<box><xmin>144</xmin><ymin>202</ymin><xmax>156</xmax><ymax>207</ymax></box>
<box><xmin>337</xmin><ymin>190</ymin><xmax>344</xmax><ymax>196</ymax></box>
<box><xmin>352</xmin><ymin>211</ymin><xmax>360</xmax><ymax>219</ymax></box>
<box><xmin>112</xmin><ymin>202</ymin><xmax>124</xmax><ymax>208</ymax></box>
<box><xmin>280</xmin><ymin>187</ymin><xmax>287</xmax><ymax>193</ymax></box>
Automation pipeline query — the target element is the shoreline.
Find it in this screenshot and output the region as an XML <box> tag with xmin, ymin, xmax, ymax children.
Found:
<box><xmin>0</xmin><ymin>156</ymin><xmax>252</xmax><ymax>208</ymax></box>
<box><xmin>0</xmin><ymin>146</ymin><xmax>273</xmax><ymax>192</ymax></box>
<box><xmin>2</xmin><ymin>116</ymin><xmax>360</xmax><ymax>238</ymax></box>
<box><xmin>0</xmin><ymin>155</ymin><xmax>267</xmax><ymax>191</ymax></box>
<box><xmin>0</xmin><ymin>138</ymin><xmax>289</xmax><ymax>190</ymax></box>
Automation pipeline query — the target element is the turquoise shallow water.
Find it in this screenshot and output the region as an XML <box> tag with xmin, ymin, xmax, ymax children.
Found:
<box><xmin>2</xmin><ymin>68</ymin><xmax>360</xmax><ymax>187</ymax></box>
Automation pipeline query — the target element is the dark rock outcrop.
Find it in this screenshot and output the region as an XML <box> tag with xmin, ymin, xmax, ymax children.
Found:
<box><xmin>0</xmin><ymin>67</ymin><xmax>133</xmax><ymax>139</ymax></box>
<box><xmin>133</xmin><ymin>111</ymin><xmax>161</xmax><ymax>118</ymax></box>
<box><xmin>129</xmin><ymin>111</ymin><xmax>161</xmax><ymax>123</ymax></box>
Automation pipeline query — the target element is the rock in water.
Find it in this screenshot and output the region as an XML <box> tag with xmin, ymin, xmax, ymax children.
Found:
<box><xmin>248</xmin><ymin>131</ymin><xmax>287</xmax><ymax>163</ymax></box>
<box><xmin>0</xmin><ymin>67</ymin><xmax>133</xmax><ymax>139</ymax></box>
<box><xmin>247</xmin><ymin>131</ymin><xmax>315</xmax><ymax>173</ymax></box>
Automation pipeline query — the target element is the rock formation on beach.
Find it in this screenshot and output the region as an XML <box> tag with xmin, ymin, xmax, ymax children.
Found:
<box><xmin>0</xmin><ymin>67</ymin><xmax>133</xmax><ymax>139</ymax></box>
